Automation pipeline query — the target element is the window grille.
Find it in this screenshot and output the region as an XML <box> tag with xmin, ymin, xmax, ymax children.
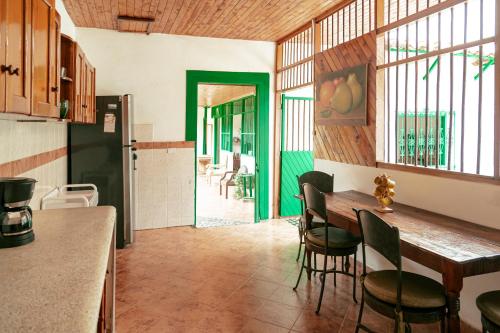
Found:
<box><xmin>380</xmin><ymin>0</ymin><xmax>496</xmax><ymax>176</ymax></box>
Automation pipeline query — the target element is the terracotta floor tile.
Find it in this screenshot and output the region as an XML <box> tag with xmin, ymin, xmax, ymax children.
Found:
<box><xmin>252</xmin><ymin>299</ymin><xmax>303</xmax><ymax>329</ymax></box>
<box><xmin>115</xmin><ymin>219</ymin><xmax>450</xmax><ymax>333</ymax></box>
<box><xmin>239</xmin><ymin>318</ymin><xmax>290</xmax><ymax>333</ymax></box>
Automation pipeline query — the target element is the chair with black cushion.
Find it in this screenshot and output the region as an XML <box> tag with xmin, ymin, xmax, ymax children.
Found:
<box><xmin>295</xmin><ymin>172</ymin><xmax>332</xmax><ymax>262</ymax></box>
<box><xmin>477</xmin><ymin>290</ymin><xmax>500</xmax><ymax>333</ymax></box>
<box><xmin>295</xmin><ymin>172</ymin><xmax>333</xmax><ymax>266</ymax></box>
<box><xmin>294</xmin><ymin>183</ymin><xmax>361</xmax><ymax>314</ymax></box>
<box><xmin>354</xmin><ymin>209</ymin><xmax>447</xmax><ymax>333</ymax></box>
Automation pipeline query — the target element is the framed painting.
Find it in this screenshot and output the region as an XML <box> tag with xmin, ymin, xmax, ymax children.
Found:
<box><xmin>315</xmin><ymin>63</ymin><xmax>368</xmax><ymax>126</ymax></box>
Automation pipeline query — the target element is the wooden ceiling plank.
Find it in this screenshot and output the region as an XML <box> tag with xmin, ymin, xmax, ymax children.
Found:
<box><xmin>184</xmin><ymin>0</ymin><xmax>218</xmax><ymax>35</ymax></box>
<box><xmin>169</xmin><ymin>0</ymin><xmax>199</xmax><ymax>34</ymax></box>
<box><xmin>178</xmin><ymin>0</ymin><xmax>211</xmax><ymax>36</ymax></box>
<box><xmin>162</xmin><ymin>0</ymin><xmax>186</xmax><ymax>33</ymax></box>
<box><xmin>62</xmin><ymin>0</ymin><xmax>356</xmax><ymax>41</ymax></box>
<box><xmin>203</xmin><ymin>0</ymin><xmax>246</xmax><ymax>38</ymax></box>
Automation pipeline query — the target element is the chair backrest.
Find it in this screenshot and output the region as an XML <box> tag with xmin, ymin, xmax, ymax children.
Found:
<box><xmin>355</xmin><ymin>209</ymin><xmax>401</xmax><ymax>270</ymax></box>
<box><xmin>233</xmin><ymin>153</ymin><xmax>241</xmax><ymax>171</ymax></box>
<box><xmin>303</xmin><ymin>183</ymin><xmax>328</xmax><ymax>222</ymax></box>
<box><xmin>298</xmin><ymin>171</ymin><xmax>334</xmax><ymax>194</ymax></box>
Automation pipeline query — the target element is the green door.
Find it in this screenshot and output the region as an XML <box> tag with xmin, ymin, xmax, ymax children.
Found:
<box><xmin>279</xmin><ymin>96</ymin><xmax>314</xmax><ymax>217</ymax></box>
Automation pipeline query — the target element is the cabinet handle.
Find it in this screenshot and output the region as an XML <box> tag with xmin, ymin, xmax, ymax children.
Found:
<box><xmin>1</xmin><ymin>65</ymin><xmax>12</xmax><ymax>73</ymax></box>
<box><xmin>10</xmin><ymin>67</ymin><xmax>19</xmax><ymax>76</ymax></box>
<box><xmin>51</xmin><ymin>86</ymin><xmax>59</xmax><ymax>92</ymax></box>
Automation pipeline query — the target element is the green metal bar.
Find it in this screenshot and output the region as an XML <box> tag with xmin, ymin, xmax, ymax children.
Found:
<box><xmin>423</xmin><ymin>57</ymin><xmax>440</xmax><ymax>80</ymax></box>
<box><xmin>389</xmin><ymin>47</ymin><xmax>495</xmax><ymax>80</ymax></box>
<box><xmin>202</xmin><ymin>106</ymin><xmax>207</xmax><ymax>155</ymax></box>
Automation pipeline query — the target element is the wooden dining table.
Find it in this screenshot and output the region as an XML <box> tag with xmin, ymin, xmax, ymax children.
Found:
<box><xmin>302</xmin><ymin>190</ymin><xmax>500</xmax><ymax>333</ymax></box>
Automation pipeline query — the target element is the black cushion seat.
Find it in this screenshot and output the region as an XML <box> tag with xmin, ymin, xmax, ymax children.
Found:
<box><xmin>306</xmin><ymin>227</ymin><xmax>361</xmax><ymax>249</ymax></box>
<box><xmin>477</xmin><ymin>290</ymin><xmax>500</xmax><ymax>326</ymax></box>
<box><xmin>364</xmin><ymin>270</ymin><xmax>446</xmax><ymax>309</ymax></box>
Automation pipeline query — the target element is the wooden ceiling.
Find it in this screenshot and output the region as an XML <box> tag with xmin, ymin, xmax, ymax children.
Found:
<box><xmin>198</xmin><ymin>85</ymin><xmax>255</xmax><ymax>106</ymax></box>
<box><xmin>62</xmin><ymin>0</ymin><xmax>342</xmax><ymax>41</ymax></box>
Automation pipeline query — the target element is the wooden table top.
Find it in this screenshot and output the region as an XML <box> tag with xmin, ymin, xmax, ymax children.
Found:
<box><xmin>322</xmin><ymin>191</ymin><xmax>500</xmax><ymax>268</ymax></box>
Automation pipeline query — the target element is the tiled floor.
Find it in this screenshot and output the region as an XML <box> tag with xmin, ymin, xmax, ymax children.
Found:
<box><xmin>196</xmin><ymin>174</ymin><xmax>254</xmax><ymax>226</ymax></box>
<box><xmin>116</xmin><ymin>220</ymin><xmax>456</xmax><ymax>333</ymax></box>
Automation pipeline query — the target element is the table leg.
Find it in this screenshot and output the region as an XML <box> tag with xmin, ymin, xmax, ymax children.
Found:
<box><xmin>442</xmin><ymin>262</ymin><xmax>464</xmax><ymax>333</ymax></box>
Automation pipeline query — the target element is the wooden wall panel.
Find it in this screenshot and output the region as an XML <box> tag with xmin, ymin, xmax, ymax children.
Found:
<box><xmin>314</xmin><ymin>32</ymin><xmax>377</xmax><ymax>166</ymax></box>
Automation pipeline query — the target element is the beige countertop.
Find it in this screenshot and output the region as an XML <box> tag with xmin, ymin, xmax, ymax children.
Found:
<box><xmin>0</xmin><ymin>206</ymin><xmax>116</xmax><ymax>333</ymax></box>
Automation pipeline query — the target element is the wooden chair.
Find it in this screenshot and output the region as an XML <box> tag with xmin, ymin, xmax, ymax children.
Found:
<box><xmin>353</xmin><ymin>209</ymin><xmax>447</xmax><ymax>333</ymax></box>
<box><xmin>205</xmin><ymin>155</ymin><xmax>228</xmax><ymax>185</ymax></box>
<box><xmin>220</xmin><ymin>165</ymin><xmax>247</xmax><ymax>199</ymax></box>
<box><xmin>294</xmin><ymin>183</ymin><xmax>361</xmax><ymax>314</ymax></box>
<box><xmin>295</xmin><ymin>171</ymin><xmax>333</xmax><ymax>274</ymax></box>
<box><xmin>476</xmin><ymin>290</ymin><xmax>500</xmax><ymax>333</ymax></box>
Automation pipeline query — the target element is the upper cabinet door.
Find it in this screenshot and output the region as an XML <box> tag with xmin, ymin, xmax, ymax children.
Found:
<box><xmin>0</xmin><ymin>0</ymin><xmax>6</xmax><ymax>113</ymax></box>
<box><xmin>2</xmin><ymin>0</ymin><xmax>32</xmax><ymax>114</ymax></box>
<box><xmin>74</xmin><ymin>45</ymin><xmax>84</xmax><ymax>122</ymax></box>
<box><xmin>31</xmin><ymin>0</ymin><xmax>58</xmax><ymax>117</ymax></box>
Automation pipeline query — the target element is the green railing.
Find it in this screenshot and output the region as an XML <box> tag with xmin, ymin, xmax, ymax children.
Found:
<box><xmin>397</xmin><ymin>111</ymin><xmax>451</xmax><ymax>167</ymax></box>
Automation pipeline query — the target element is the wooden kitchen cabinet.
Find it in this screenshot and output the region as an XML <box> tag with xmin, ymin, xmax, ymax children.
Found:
<box><xmin>31</xmin><ymin>0</ymin><xmax>60</xmax><ymax>118</ymax></box>
<box><xmin>61</xmin><ymin>35</ymin><xmax>96</xmax><ymax>124</ymax></box>
<box><xmin>0</xmin><ymin>0</ymin><xmax>32</xmax><ymax>115</ymax></box>
<box><xmin>0</xmin><ymin>0</ymin><xmax>60</xmax><ymax>118</ymax></box>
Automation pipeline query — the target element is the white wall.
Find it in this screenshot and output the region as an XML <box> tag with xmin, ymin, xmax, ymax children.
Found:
<box><xmin>75</xmin><ymin>28</ymin><xmax>275</xmax><ymax>142</ymax></box>
<box><xmin>315</xmin><ymin>159</ymin><xmax>500</xmax><ymax>329</ymax></box>
<box><xmin>56</xmin><ymin>0</ymin><xmax>77</xmax><ymax>39</ymax></box>
<box><xmin>75</xmin><ymin>28</ymin><xmax>275</xmax><ymax>217</ymax></box>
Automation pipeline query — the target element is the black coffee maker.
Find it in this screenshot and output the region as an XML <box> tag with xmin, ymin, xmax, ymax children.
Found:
<box><xmin>0</xmin><ymin>177</ymin><xmax>36</xmax><ymax>248</ymax></box>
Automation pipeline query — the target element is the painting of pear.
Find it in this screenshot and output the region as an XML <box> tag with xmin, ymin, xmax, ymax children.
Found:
<box><xmin>315</xmin><ymin>63</ymin><xmax>368</xmax><ymax>126</ymax></box>
<box><xmin>330</xmin><ymin>82</ymin><xmax>353</xmax><ymax>114</ymax></box>
<box><xmin>347</xmin><ymin>73</ymin><xmax>363</xmax><ymax>109</ymax></box>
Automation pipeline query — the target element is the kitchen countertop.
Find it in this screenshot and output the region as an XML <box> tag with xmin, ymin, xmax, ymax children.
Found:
<box><xmin>0</xmin><ymin>206</ymin><xmax>116</xmax><ymax>333</ymax></box>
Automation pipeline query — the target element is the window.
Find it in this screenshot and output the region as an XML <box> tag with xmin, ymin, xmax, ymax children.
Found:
<box><xmin>379</xmin><ymin>0</ymin><xmax>497</xmax><ymax>176</ymax></box>
<box><xmin>277</xmin><ymin>26</ymin><xmax>314</xmax><ymax>92</ymax></box>
<box><xmin>241</xmin><ymin>97</ymin><xmax>255</xmax><ymax>156</ymax></box>
<box><xmin>319</xmin><ymin>0</ymin><xmax>375</xmax><ymax>51</ymax></box>
<box><xmin>220</xmin><ymin>103</ymin><xmax>233</xmax><ymax>152</ymax></box>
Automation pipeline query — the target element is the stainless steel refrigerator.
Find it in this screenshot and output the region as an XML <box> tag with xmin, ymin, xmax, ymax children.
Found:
<box><xmin>68</xmin><ymin>95</ymin><xmax>136</xmax><ymax>249</ymax></box>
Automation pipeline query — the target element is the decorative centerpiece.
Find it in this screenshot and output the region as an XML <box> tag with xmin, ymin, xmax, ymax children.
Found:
<box><xmin>373</xmin><ymin>174</ymin><xmax>396</xmax><ymax>213</ymax></box>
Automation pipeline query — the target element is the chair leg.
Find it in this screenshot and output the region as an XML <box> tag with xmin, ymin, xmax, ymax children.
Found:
<box><xmin>440</xmin><ymin>313</ymin><xmax>446</xmax><ymax>333</ymax></box>
<box><xmin>314</xmin><ymin>254</ymin><xmax>317</xmax><ymax>276</ymax></box>
<box><xmin>225</xmin><ymin>184</ymin><xmax>229</xmax><ymax>199</ymax></box>
<box><xmin>296</xmin><ymin>228</ymin><xmax>302</xmax><ymax>262</ymax></box>
<box><xmin>355</xmin><ymin>289</ymin><xmax>365</xmax><ymax>333</ymax></box>
<box><xmin>220</xmin><ymin>183</ymin><xmax>222</xmax><ymax>195</ymax></box>
<box><xmin>352</xmin><ymin>252</ymin><xmax>358</xmax><ymax>303</ymax></box>
<box><xmin>293</xmin><ymin>247</ymin><xmax>307</xmax><ymax>291</ymax></box>
<box><xmin>316</xmin><ymin>251</ymin><xmax>328</xmax><ymax>314</ymax></box>
<box><xmin>333</xmin><ymin>256</ymin><xmax>337</xmax><ymax>287</ymax></box>
<box><xmin>404</xmin><ymin>322</ymin><xmax>412</xmax><ymax>333</ymax></box>
<box><xmin>306</xmin><ymin>249</ymin><xmax>312</xmax><ymax>280</ymax></box>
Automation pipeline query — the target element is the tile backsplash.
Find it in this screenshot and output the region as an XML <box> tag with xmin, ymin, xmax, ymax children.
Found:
<box><xmin>0</xmin><ymin>120</ymin><xmax>68</xmax><ymax>209</ymax></box>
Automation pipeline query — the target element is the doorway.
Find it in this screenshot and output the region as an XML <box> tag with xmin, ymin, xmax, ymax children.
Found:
<box><xmin>185</xmin><ymin>71</ymin><xmax>270</xmax><ymax>226</ymax></box>
<box><xmin>196</xmin><ymin>84</ymin><xmax>256</xmax><ymax>227</ymax></box>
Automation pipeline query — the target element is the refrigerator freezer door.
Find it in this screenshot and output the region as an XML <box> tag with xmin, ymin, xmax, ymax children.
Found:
<box><xmin>122</xmin><ymin>94</ymin><xmax>135</xmax><ymax>245</ymax></box>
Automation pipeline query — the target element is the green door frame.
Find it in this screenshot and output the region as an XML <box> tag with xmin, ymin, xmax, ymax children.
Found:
<box><xmin>186</xmin><ymin>70</ymin><xmax>270</xmax><ymax>224</ymax></box>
